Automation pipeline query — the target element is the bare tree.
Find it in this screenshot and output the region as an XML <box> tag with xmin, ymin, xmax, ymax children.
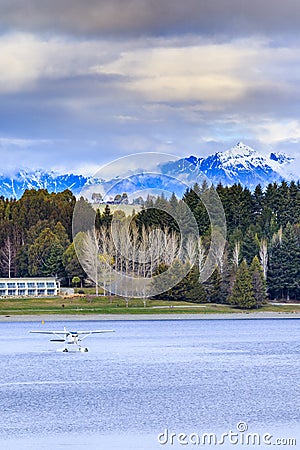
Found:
<box><xmin>80</xmin><ymin>230</ymin><xmax>100</xmax><ymax>296</ymax></box>
<box><xmin>184</xmin><ymin>234</ymin><xmax>198</xmax><ymax>269</ymax></box>
<box><xmin>119</xmin><ymin>226</ymin><xmax>131</xmax><ymax>300</ymax></box>
<box><xmin>130</xmin><ymin>222</ymin><xmax>139</xmax><ymax>298</ymax></box>
<box><xmin>198</xmin><ymin>237</ymin><xmax>206</xmax><ymax>276</ymax></box>
<box><xmin>272</xmin><ymin>227</ymin><xmax>283</xmax><ymax>245</ymax></box>
<box><xmin>259</xmin><ymin>239</ymin><xmax>268</xmax><ymax>279</ymax></box>
<box><xmin>0</xmin><ymin>236</ymin><xmax>15</xmax><ymax>278</ymax></box>
<box><xmin>232</xmin><ymin>241</ymin><xmax>241</xmax><ymax>269</ymax></box>
<box><xmin>139</xmin><ymin>225</ymin><xmax>150</xmax><ymax>303</ymax></box>
<box><xmin>213</xmin><ymin>241</ymin><xmax>225</xmax><ymax>274</ymax></box>
<box><xmin>164</xmin><ymin>230</ymin><xmax>180</xmax><ymax>266</ymax></box>
<box><xmin>98</xmin><ymin>226</ymin><xmax>117</xmax><ymax>298</ymax></box>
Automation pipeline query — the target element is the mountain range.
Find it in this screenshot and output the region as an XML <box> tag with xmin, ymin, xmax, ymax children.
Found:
<box><xmin>0</xmin><ymin>142</ymin><xmax>297</xmax><ymax>199</ymax></box>
<box><xmin>159</xmin><ymin>142</ymin><xmax>295</xmax><ymax>190</ymax></box>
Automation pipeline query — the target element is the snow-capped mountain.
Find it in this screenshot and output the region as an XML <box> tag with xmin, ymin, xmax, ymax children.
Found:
<box><xmin>0</xmin><ymin>170</ymin><xmax>88</xmax><ymax>199</ymax></box>
<box><xmin>0</xmin><ymin>143</ymin><xmax>297</xmax><ymax>199</ymax></box>
<box><xmin>160</xmin><ymin>142</ymin><xmax>295</xmax><ymax>190</ymax></box>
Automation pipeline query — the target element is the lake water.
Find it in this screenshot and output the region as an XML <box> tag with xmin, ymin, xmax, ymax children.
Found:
<box><xmin>0</xmin><ymin>318</ymin><xmax>299</xmax><ymax>449</ymax></box>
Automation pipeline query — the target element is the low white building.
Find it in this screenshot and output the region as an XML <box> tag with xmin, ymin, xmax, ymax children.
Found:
<box><xmin>0</xmin><ymin>278</ymin><xmax>60</xmax><ymax>297</ymax></box>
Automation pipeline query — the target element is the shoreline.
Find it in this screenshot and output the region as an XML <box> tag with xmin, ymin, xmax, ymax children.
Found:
<box><xmin>0</xmin><ymin>311</ymin><xmax>300</xmax><ymax>322</ymax></box>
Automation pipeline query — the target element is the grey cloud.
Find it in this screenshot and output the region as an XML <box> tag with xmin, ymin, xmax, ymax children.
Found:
<box><xmin>2</xmin><ymin>0</ymin><xmax>300</xmax><ymax>37</ymax></box>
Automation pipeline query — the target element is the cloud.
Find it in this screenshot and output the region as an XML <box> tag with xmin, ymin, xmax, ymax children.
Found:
<box><xmin>95</xmin><ymin>44</ymin><xmax>247</xmax><ymax>104</ymax></box>
<box><xmin>256</xmin><ymin>120</ymin><xmax>300</xmax><ymax>145</ymax></box>
<box><xmin>93</xmin><ymin>38</ymin><xmax>300</xmax><ymax>111</ymax></box>
<box><xmin>0</xmin><ymin>137</ymin><xmax>51</xmax><ymax>147</ymax></box>
<box><xmin>0</xmin><ymin>33</ymin><xmax>123</xmax><ymax>93</ymax></box>
<box><xmin>2</xmin><ymin>0</ymin><xmax>300</xmax><ymax>38</ymax></box>
<box><xmin>0</xmin><ymin>30</ymin><xmax>300</xmax><ymax>174</ymax></box>
<box><xmin>0</xmin><ymin>32</ymin><xmax>299</xmax><ymax>115</ymax></box>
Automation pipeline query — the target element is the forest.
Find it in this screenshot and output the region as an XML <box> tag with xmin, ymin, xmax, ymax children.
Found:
<box><xmin>0</xmin><ymin>180</ymin><xmax>299</xmax><ymax>308</ymax></box>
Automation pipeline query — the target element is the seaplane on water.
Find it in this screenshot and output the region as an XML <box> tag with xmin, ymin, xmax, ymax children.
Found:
<box><xmin>29</xmin><ymin>327</ymin><xmax>115</xmax><ymax>352</ymax></box>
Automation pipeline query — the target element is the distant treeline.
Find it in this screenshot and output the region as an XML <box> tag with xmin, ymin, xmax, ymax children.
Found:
<box><xmin>0</xmin><ymin>180</ymin><xmax>299</xmax><ymax>306</ymax></box>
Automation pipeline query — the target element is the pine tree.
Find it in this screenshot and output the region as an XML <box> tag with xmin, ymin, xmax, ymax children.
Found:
<box><xmin>63</xmin><ymin>241</ymin><xmax>86</xmax><ymax>286</ymax></box>
<box><xmin>267</xmin><ymin>233</ymin><xmax>285</xmax><ymax>299</ymax></box>
<box><xmin>268</xmin><ymin>223</ymin><xmax>300</xmax><ymax>300</ymax></box>
<box><xmin>241</xmin><ymin>225</ymin><xmax>260</xmax><ymax>264</ymax></box>
<box><xmin>73</xmin><ymin>196</ymin><xmax>95</xmax><ymax>235</ymax></box>
<box><xmin>253</xmin><ymin>184</ymin><xmax>264</xmax><ymax>221</ymax></box>
<box><xmin>219</xmin><ymin>253</ymin><xmax>233</xmax><ymax>303</ymax></box>
<box><xmin>204</xmin><ymin>267</ymin><xmax>222</xmax><ymax>303</ymax></box>
<box><xmin>184</xmin><ymin>265</ymin><xmax>207</xmax><ymax>303</ymax></box>
<box><xmin>102</xmin><ymin>204</ymin><xmax>113</xmax><ymax>229</ymax></box>
<box><xmin>42</xmin><ymin>242</ymin><xmax>65</xmax><ymax>278</ymax></box>
<box><xmin>230</xmin><ymin>260</ymin><xmax>256</xmax><ymax>309</ymax></box>
<box><xmin>163</xmin><ymin>259</ymin><xmax>188</xmax><ymax>301</ymax></box>
<box><xmin>250</xmin><ymin>256</ymin><xmax>267</xmax><ymax>308</ymax></box>
<box><xmin>95</xmin><ymin>209</ymin><xmax>102</xmax><ymax>230</ymax></box>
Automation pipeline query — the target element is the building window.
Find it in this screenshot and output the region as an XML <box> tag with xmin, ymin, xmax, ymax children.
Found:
<box><xmin>47</xmin><ymin>289</ymin><xmax>55</xmax><ymax>295</ymax></box>
<box><xmin>8</xmin><ymin>289</ymin><xmax>16</xmax><ymax>295</ymax></box>
<box><xmin>27</xmin><ymin>283</ymin><xmax>36</xmax><ymax>288</ymax></box>
<box><xmin>37</xmin><ymin>289</ymin><xmax>45</xmax><ymax>295</ymax></box>
<box><xmin>17</xmin><ymin>282</ymin><xmax>26</xmax><ymax>288</ymax></box>
<box><xmin>7</xmin><ymin>283</ymin><xmax>16</xmax><ymax>289</ymax></box>
<box><xmin>0</xmin><ymin>283</ymin><xmax>5</xmax><ymax>288</ymax></box>
<box><xmin>0</xmin><ymin>290</ymin><xmax>6</xmax><ymax>296</ymax></box>
<box><xmin>37</xmin><ymin>282</ymin><xmax>45</xmax><ymax>288</ymax></box>
<box><xmin>28</xmin><ymin>289</ymin><xmax>36</xmax><ymax>296</ymax></box>
<box><xmin>46</xmin><ymin>282</ymin><xmax>55</xmax><ymax>287</ymax></box>
<box><xmin>18</xmin><ymin>290</ymin><xmax>26</xmax><ymax>296</ymax></box>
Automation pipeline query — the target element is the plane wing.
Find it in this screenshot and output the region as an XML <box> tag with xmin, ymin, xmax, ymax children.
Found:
<box><xmin>76</xmin><ymin>330</ymin><xmax>115</xmax><ymax>335</ymax></box>
<box><xmin>29</xmin><ymin>329</ymin><xmax>115</xmax><ymax>344</ymax></box>
<box><xmin>29</xmin><ymin>330</ymin><xmax>69</xmax><ymax>341</ymax></box>
<box><xmin>29</xmin><ymin>331</ymin><xmax>67</xmax><ymax>334</ymax></box>
<box><xmin>76</xmin><ymin>330</ymin><xmax>115</xmax><ymax>340</ymax></box>
<box><xmin>29</xmin><ymin>331</ymin><xmax>68</xmax><ymax>334</ymax></box>
<box><xmin>29</xmin><ymin>330</ymin><xmax>114</xmax><ymax>336</ymax></box>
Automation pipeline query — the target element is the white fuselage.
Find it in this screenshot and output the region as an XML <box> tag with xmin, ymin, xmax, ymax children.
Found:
<box><xmin>66</xmin><ymin>333</ymin><xmax>79</xmax><ymax>344</ymax></box>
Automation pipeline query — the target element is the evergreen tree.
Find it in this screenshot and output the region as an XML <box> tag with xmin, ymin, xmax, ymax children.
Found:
<box><xmin>250</xmin><ymin>256</ymin><xmax>267</xmax><ymax>308</ymax></box>
<box><xmin>63</xmin><ymin>241</ymin><xmax>86</xmax><ymax>286</ymax></box>
<box><xmin>230</xmin><ymin>260</ymin><xmax>256</xmax><ymax>309</ymax></box>
<box><xmin>162</xmin><ymin>259</ymin><xmax>188</xmax><ymax>301</ymax></box>
<box><xmin>95</xmin><ymin>209</ymin><xmax>102</xmax><ymax>231</ymax></box>
<box><xmin>204</xmin><ymin>267</ymin><xmax>222</xmax><ymax>303</ymax></box>
<box><xmin>253</xmin><ymin>184</ymin><xmax>264</xmax><ymax>222</ymax></box>
<box><xmin>42</xmin><ymin>242</ymin><xmax>65</xmax><ymax>278</ymax></box>
<box><xmin>268</xmin><ymin>223</ymin><xmax>300</xmax><ymax>299</ymax></box>
<box><xmin>184</xmin><ymin>265</ymin><xmax>207</xmax><ymax>303</ymax></box>
<box><xmin>182</xmin><ymin>184</ymin><xmax>201</xmax><ymax>212</ymax></box>
<box><xmin>152</xmin><ymin>260</ymin><xmax>191</xmax><ymax>301</ymax></box>
<box><xmin>219</xmin><ymin>253</ymin><xmax>233</xmax><ymax>303</ymax></box>
<box><xmin>28</xmin><ymin>223</ymin><xmax>70</xmax><ymax>280</ymax></box>
<box><xmin>15</xmin><ymin>245</ymin><xmax>29</xmax><ymax>277</ymax></box>
<box><xmin>241</xmin><ymin>225</ymin><xmax>260</xmax><ymax>264</ymax></box>
<box><xmin>0</xmin><ymin>179</ymin><xmax>300</xmax><ymax>301</ymax></box>
<box><xmin>73</xmin><ymin>196</ymin><xmax>95</xmax><ymax>235</ymax></box>
<box><xmin>101</xmin><ymin>204</ymin><xmax>113</xmax><ymax>229</ymax></box>
<box><xmin>267</xmin><ymin>233</ymin><xmax>285</xmax><ymax>299</ymax></box>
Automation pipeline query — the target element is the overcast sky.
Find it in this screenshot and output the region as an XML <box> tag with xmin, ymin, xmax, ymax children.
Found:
<box><xmin>1</xmin><ymin>0</ymin><xmax>300</xmax><ymax>175</ymax></box>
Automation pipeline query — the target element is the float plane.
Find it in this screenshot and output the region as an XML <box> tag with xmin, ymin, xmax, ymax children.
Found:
<box><xmin>29</xmin><ymin>327</ymin><xmax>115</xmax><ymax>352</ymax></box>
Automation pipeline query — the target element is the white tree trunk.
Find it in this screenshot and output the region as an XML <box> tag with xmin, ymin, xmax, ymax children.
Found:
<box><xmin>1</xmin><ymin>236</ymin><xmax>15</xmax><ymax>278</ymax></box>
<box><xmin>259</xmin><ymin>239</ymin><xmax>268</xmax><ymax>279</ymax></box>
<box><xmin>80</xmin><ymin>230</ymin><xmax>100</xmax><ymax>296</ymax></box>
<box><xmin>232</xmin><ymin>241</ymin><xmax>240</xmax><ymax>268</ymax></box>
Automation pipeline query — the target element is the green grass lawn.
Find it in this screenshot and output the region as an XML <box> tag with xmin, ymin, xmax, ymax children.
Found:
<box><xmin>0</xmin><ymin>295</ymin><xmax>299</xmax><ymax>315</ymax></box>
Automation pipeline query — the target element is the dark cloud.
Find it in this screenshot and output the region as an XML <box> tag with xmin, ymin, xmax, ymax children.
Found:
<box><xmin>1</xmin><ymin>0</ymin><xmax>300</xmax><ymax>37</ymax></box>
<box><xmin>1</xmin><ymin>1</ymin><xmax>300</xmax><ymax>173</ymax></box>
